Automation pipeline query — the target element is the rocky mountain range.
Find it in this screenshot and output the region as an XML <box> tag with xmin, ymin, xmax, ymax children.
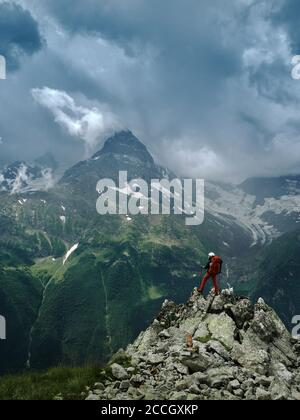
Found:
<box><xmin>86</xmin><ymin>290</ymin><xmax>300</xmax><ymax>401</ymax></box>
<box><xmin>0</xmin><ymin>153</ymin><xmax>57</xmax><ymax>194</ymax></box>
<box><xmin>0</xmin><ymin>130</ymin><xmax>299</xmax><ymax>375</ymax></box>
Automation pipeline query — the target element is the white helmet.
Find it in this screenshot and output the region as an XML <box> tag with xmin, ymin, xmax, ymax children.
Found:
<box><xmin>208</xmin><ymin>252</ymin><xmax>215</xmax><ymax>258</ymax></box>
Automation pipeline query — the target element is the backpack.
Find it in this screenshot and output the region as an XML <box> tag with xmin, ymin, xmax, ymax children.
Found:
<box><xmin>210</xmin><ymin>256</ymin><xmax>223</xmax><ymax>275</ymax></box>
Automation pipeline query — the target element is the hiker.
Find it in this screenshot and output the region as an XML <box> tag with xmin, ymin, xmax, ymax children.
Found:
<box><xmin>197</xmin><ymin>252</ymin><xmax>222</xmax><ymax>295</ymax></box>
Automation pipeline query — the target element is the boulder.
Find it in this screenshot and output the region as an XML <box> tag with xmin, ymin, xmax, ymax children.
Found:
<box><xmin>111</xmin><ymin>363</ymin><xmax>129</xmax><ymax>380</ymax></box>
<box><xmin>147</xmin><ymin>354</ymin><xmax>164</xmax><ymax>365</ymax></box>
<box><xmin>256</xmin><ymin>388</ymin><xmax>271</xmax><ymax>401</ymax></box>
<box><xmin>206</xmin><ymin>313</ymin><xmax>236</xmax><ymax>350</ymax></box>
<box><xmin>87</xmin><ymin>292</ymin><xmax>300</xmax><ymax>401</ymax></box>
<box><xmin>181</xmin><ymin>352</ymin><xmax>213</xmax><ymax>373</ymax></box>
<box><xmin>194</xmin><ymin>323</ymin><xmax>211</xmax><ymax>343</ymax></box>
<box><xmin>206</xmin><ymin>366</ymin><xmax>236</xmax><ymax>388</ymax></box>
<box><xmin>229</xmin><ymin>299</ymin><xmax>254</xmax><ymax>329</ymax></box>
<box><xmin>231</xmin><ymin>329</ymin><xmax>270</xmax><ymax>375</ymax></box>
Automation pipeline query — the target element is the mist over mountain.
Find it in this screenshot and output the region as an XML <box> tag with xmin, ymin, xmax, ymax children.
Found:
<box><xmin>0</xmin><ymin>154</ymin><xmax>57</xmax><ymax>194</ymax></box>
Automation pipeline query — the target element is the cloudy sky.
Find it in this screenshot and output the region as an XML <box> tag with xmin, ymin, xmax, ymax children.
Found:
<box><xmin>1</xmin><ymin>0</ymin><xmax>300</xmax><ymax>182</ymax></box>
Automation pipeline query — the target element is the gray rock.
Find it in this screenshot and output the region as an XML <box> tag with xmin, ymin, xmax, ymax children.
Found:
<box><xmin>222</xmin><ymin>390</ymin><xmax>240</xmax><ymax>400</ymax></box>
<box><xmin>181</xmin><ymin>352</ymin><xmax>212</xmax><ymax>373</ymax></box>
<box><xmin>192</xmin><ymin>372</ymin><xmax>209</xmax><ymax>385</ymax></box>
<box><xmin>180</xmin><ymin>316</ymin><xmax>203</xmax><ymax>336</ymax></box>
<box><xmin>270</xmin><ymin>381</ymin><xmax>290</xmax><ymax>400</ymax></box>
<box><xmin>187</xmin><ymin>393</ymin><xmax>201</xmax><ymax>401</ymax></box>
<box><xmin>130</xmin><ymin>374</ymin><xmax>144</xmax><ymax>385</ymax></box>
<box><xmin>241</xmin><ymin>378</ymin><xmax>255</xmax><ymax>391</ymax></box>
<box><xmin>251</xmin><ymin>310</ymin><xmax>279</xmax><ymax>343</ymax></box>
<box><xmin>111</xmin><ymin>363</ymin><xmax>129</xmax><ymax>380</ymax></box>
<box><xmin>189</xmin><ymin>384</ymin><xmax>201</xmax><ymax>395</ymax></box>
<box><xmin>93</xmin><ymin>389</ymin><xmax>103</xmax><ymax>396</ymax></box>
<box><xmin>229</xmin><ymin>379</ymin><xmax>240</xmax><ymax>390</ymax></box>
<box><xmin>206</xmin><ymin>313</ymin><xmax>236</xmax><ymax>350</ymax></box>
<box><xmin>256</xmin><ymin>388</ymin><xmax>271</xmax><ymax>400</ymax></box>
<box><xmin>233</xmin><ymin>389</ymin><xmax>244</xmax><ymax>398</ymax></box>
<box><xmin>174</xmin><ymin>362</ymin><xmax>189</xmax><ymax>375</ymax></box>
<box><xmin>159</xmin><ymin>330</ymin><xmax>170</xmax><ymax>339</ymax></box>
<box><xmin>206</xmin><ymin>366</ymin><xmax>236</xmax><ymax>388</ymax></box>
<box><xmin>208</xmin><ymin>340</ymin><xmax>231</xmax><ymax>361</ymax></box>
<box><xmin>175</xmin><ymin>380</ymin><xmax>187</xmax><ymax>391</ymax></box>
<box><xmin>194</xmin><ymin>323</ymin><xmax>211</xmax><ymax>343</ymax></box>
<box><xmin>254</xmin><ymin>376</ymin><xmax>272</xmax><ymax>388</ymax></box>
<box><xmin>231</xmin><ymin>329</ymin><xmax>270</xmax><ymax>375</ymax></box>
<box><xmin>244</xmin><ymin>389</ymin><xmax>256</xmax><ymax>400</ymax></box>
<box><xmin>291</xmin><ymin>391</ymin><xmax>300</xmax><ymax>401</ymax></box>
<box><xmin>270</xmin><ymin>361</ymin><xmax>293</xmax><ymax>384</ymax></box>
<box><xmin>229</xmin><ymin>299</ymin><xmax>254</xmax><ymax>329</ymax></box>
<box><xmin>119</xmin><ymin>380</ymin><xmax>130</xmax><ymax>390</ymax></box>
<box><xmin>127</xmin><ymin>387</ymin><xmax>144</xmax><ymax>399</ymax></box>
<box><xmin>86</xmin><ymin>393</ymin><xmax>100</xmax><ymax>401</ymax></box>
<box><xmin>147</xmin><ymin>354</ymin><xmax>164</xmax><ymax>365</ymax></box>
<box><xmin>169</xmin><ymin>391</ymin><xmax>188</xmax><ymax>400</ymax></box>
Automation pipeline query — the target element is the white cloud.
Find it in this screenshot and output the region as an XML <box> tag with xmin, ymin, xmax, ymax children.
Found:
<box><xmin>159</xmin><ymin>136</ymin><xmax>226</xmax><ymax>179</ymax></box>
<box><xmin>32</xmin><ymin>87</ymin><xmax>122</xmax><ymax>156</ymax></box>
<box><xmin>2</xmin><ymin>0</ymin><xmax>300</xmax><ymax>181</ymax></box>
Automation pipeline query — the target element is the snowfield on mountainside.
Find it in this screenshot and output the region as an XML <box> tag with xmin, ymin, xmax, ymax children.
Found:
<box><xmin>206</xmin><ymin>181</ymin><xmax>300</xmax><ymax>247</ymax></box>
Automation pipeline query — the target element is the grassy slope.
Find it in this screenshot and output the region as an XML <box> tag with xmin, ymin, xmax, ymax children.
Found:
<box><xmin>0</xmin><ymin>266</ymin><xmax>43</xmax><ymax>374</ymax></box>
<box><xmin>26</xmin><ymin>214</ymin><xmax>207</xmax><ymax>369</ymax></box>
<box><xmin>0</xmin><ymin>187</ymin><xmax>236</xmax><ymax>373</ymax></box>
<box><xmin>0</xmin><ymin>365</ymin><xmax>102</xmax><ymax>400</ymax></box>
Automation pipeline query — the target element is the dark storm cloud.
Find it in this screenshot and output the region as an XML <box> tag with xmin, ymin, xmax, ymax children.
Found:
<box><xmin>43</xmin><ymin>0</ymin><xmax>241</xmax><ymax>85</ymax></box>
<box><xmin>0</xmin><ymin>1</ymin><xmax>43</xmax><ymax>70</ymax></box>
<box><xmin>37</xmin><ymin>0</ymin><xmax>244</xmax><ymax>157</ymax></box>
<box><xmin>272</xmin><ymin>0</ymin><xmax>300</xmax><ymax>51</ymax></box>
<box><xmin>1</xmin><ymin>0</ymin><xmax>300</xmax><ymax>181</ymax></box>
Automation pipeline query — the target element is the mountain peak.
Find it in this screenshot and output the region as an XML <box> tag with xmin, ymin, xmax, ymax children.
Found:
<box><xmin>86</xmin><ymin>290</ymin><xmax>300</xmax><ymax>401</ymax></box>
<box><xmin>93</xmin><ymin>130</ymin><xmax>154</xmax><ymax>164</ymax></box>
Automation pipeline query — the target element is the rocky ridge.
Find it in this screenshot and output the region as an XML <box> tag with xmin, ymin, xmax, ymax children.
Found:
<box><xmin>86</xmin><ymin>289</ymin><xmax>300</xmax><ymax>401</ymax></box>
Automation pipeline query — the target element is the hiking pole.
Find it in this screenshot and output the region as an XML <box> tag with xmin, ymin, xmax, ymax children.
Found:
<box><xmin>198</xmin><ymin>264</ymin><xmax>204</xmax><ymax>291</ymax></box>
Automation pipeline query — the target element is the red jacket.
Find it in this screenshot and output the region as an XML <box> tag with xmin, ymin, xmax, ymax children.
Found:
<box><xmin>208</xmin><ymin>256</ymin><xmax>223</xmax><ymax>275</ymax></box>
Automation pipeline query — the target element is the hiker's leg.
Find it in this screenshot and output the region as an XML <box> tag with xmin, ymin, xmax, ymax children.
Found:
<box><xmin>198</xmin><ymin>273</ymin><xmax>210</xmax><ymax>293</ymax></box>
<box><xmin>212</xmin><ymin>275</ymin><xmax>220</xmax><ymax>294</ymax></box>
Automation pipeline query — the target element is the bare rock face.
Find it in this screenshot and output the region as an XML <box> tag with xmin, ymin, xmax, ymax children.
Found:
<box><xmin>87</xmin><ymin>290</ymin><xmax>300</xmax><ymax>401</ymax></box>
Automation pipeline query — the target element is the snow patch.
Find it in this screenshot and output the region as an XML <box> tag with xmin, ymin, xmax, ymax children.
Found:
<box><xmin>63</xmin><ymin>243</ymin><xmax>79</xmax><ymax>265</ymax></box>
<box><xmin>60</xmin><ymin>215</ymin><xmax>66</xmax><ymax>224</ymax></box>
